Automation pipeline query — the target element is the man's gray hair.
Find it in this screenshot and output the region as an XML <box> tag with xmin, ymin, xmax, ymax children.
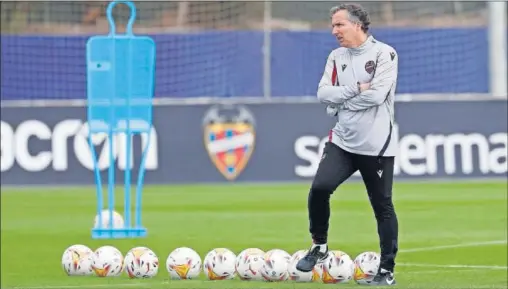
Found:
<box><xmin>330</xmin><ymin>3</ymin><xmax>371</xmax><ymax>32</ymax></box>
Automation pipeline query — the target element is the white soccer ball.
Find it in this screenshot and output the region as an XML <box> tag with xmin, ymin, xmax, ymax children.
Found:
<box><xmin>61</xmin><ymin>244</ymin><xmax>94</xmax><ymax>276</ymax></box>
<box><xmin>321</xmin><ymin>250</ymin><xmax>354</xmax><ymax>284</ymax></box>
<box><xmin>260</xmin><ymin>249</ymin><xmax>291</xmax><ymax>282</ymax></box>
<box><xmin>203</xmin><ymin>248</ymin><xmax>236</xmax><ymax>280</ymax></box>
<box><xmin>124</xmin><ymin>247</ymin><xmax>159</xmax><ymax>278</ymax></box>
<box><xmin>235</xmin><ymin>248</ymin><xmax>265</xmax><ymax>281</ymax></box>
<box><xmin>166</xmin><ymin>247</ymin><xmax>202</xmax><ymax>280</ymax></box>
<box><xmin>91</xmin><ymin>245</ymin><xmax>124</xmax><ymax>277</ymax></box>
<box><xmin>287</xmin><ymin>249</ymin><xmax>322</xmax><ymax>282</ymax></box>
<box><xmin>353</xmin><ymin>251</ymin><xmax>380</xmax><ymax>285</ymax></box>
<box><xmin>265</xmin><ymin>249</ymin><xmax>291</xmax><ymax>260</ymax></box>
<box><xmin>93</xmin><ymin>210</ymin><xmax>124</xmax><ymax>229</ymax></box>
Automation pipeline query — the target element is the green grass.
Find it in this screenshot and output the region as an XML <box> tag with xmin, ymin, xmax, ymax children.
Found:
<box><xmin>1</xmin><ymin>182</ymin><xmax>507</xmax><ymax>288</ymax></box>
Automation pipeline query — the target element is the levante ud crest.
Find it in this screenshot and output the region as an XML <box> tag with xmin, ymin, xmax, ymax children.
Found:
<box><xmin>202</xmin><ymin>104</ymin><xmax>256</xmax><ymax>180</ymax></box>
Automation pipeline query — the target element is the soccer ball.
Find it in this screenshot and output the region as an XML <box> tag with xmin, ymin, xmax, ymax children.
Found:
<box><xmin>353</xmin><ymin>251</ymin><xmax>380</xmax><ymax>285</ymax></box>
<box><xmin>321</xmin><ymin>250</ymin><xmax>354</xmax><ymax>284</ymax></box>
<box><xmin>93</xmin><ymin>209</ymin><xmax>124</xmax><ymax>229</ymax></box>
<box><xmin>287</xmin><ymin>250</ymin><xmax>322</xmax><ymax>282</ymax></box>
<box><xmin>203</xmin><ymin>248</ymin><xmax>236</xmax><ymax>280</ymax></box>
<box><xmin>235</xmin><ymin>248</ymin><xmax>265</xmax><ymax>281</ymax></box>
<box><xmin>124</xmin><ymin>247</ymin><xmax>159</xmax><ymax>278</ymax></box>
<box><xmin>61</xmin><ymin>244</ymin><xmax>94</xmax><ymax>276</ymax></box>
<box><xmin>260</xmin><ymin>249</ymin><xmax>291</xmax><ymax>282</ymax></box>
<box><xmin>166</xmin><ymin>247</ymin><xmax>202</xmax><ymax>280</ymax></box>
<box><xmin>91</xmin><ymin>245</ymin><xmax>124</xmax><ymax>277</ymax></box>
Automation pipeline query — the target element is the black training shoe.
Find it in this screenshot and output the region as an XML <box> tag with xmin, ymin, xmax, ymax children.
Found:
<box><xmin>295</xmin><ymin>245</ymin><xmax>328</xmax><ymax>272</ymax></box>
<box><xmin>367</xmin><ymin>268</ymin><xmax>396</xmax><ymax>286</ymax></box>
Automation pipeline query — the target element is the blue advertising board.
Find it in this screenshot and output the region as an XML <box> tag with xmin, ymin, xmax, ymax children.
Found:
<box><xmin>1</xmin><ymin>28</ymin><xmax>490</xmax><ymax>100</ymax></box>
<box><xmin>1</xmin><ymin>100</ymin><xmax>506</xmax><ymax>185</ymax></box>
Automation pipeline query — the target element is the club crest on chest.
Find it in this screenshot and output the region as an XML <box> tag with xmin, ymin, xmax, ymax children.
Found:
<box><xmin>365</xmin><ymin>60</ymin><xmax>376</xmax><ymax>74</ymax></box>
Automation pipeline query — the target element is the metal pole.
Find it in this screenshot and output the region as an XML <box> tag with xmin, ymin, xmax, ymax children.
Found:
<box><xmin>262</xmin><ymin>0</ymin><xmax>272</xmax><ymax>100</ymax></box>
<box><xmin>44</xmin><ymin>2</ymin><xmax>50</xmax><ymax>27</ymax></box>
<box><xmin>488</xmin><ymin>1</ymin><xmax>507</xmax><ymax>98</ymax></box>
<box><xmin>176</xmin><ymin>1</ymin><xmax>189</xmax><ymax>28</ymax></box>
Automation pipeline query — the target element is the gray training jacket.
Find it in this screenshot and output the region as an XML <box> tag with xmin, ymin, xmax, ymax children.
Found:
<box><xmin>317</xmin><ymin>35</ymin><xmax>398</xmax><ymax>157</ymax></box>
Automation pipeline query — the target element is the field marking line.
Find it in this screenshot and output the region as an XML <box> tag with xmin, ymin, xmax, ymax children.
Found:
<box><xmin>404</xmin><ymin>268</ymin><xmax>484</xmax><ymax>275</ymax></box>
<box><xmin>398</xmin><ymin>263</ymin><xmax>508</xmax><ymax>270</ymax></box>
<box><xmin>399</xmin><ymin>240</ymin><xmax>507</xmax><ymax>253</ymax></box>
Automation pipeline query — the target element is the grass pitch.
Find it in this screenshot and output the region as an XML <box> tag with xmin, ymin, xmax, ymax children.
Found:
<box><xmin>1</xmin><ymin>181</ymin><xmax>507</xmax><ymax>289</ymax></box>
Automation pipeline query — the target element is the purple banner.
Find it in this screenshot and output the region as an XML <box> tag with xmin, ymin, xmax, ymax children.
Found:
<box><xmin>1</xmin><ymin>28</ymin><xmax>489</xmax><ymax>100</ymax></box>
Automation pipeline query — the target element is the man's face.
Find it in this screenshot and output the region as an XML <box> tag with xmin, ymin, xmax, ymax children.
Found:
<box><xmin>331</xmin><ymin>9</ymin><xmax>361</xmax><ymax>47</ymax></box>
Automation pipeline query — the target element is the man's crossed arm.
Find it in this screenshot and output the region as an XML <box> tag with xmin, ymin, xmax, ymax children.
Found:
<box><xmin>316</xmin><ymin>51</ymin><xmax>358</xmax><ymax>104</ymax></box>
<box><xmin>317</xmin><ymin>48</ymin><xmax>398</xmax><ymax>112</ymax></box>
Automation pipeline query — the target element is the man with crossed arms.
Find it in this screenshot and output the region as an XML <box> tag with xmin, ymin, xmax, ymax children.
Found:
<box><xmin>296</xmin><ymin>3</ymin><xmax>400</xmax><ymax>287</ymax></box>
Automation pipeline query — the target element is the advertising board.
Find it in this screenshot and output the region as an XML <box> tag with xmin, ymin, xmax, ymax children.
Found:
<box><xmin>1</xmin><ymin>101</ymin><xmax>506</xmax><ymax>185</ymax></box>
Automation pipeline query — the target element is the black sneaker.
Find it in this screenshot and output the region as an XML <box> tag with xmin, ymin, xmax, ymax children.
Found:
<box><xmin>368</xmin><ymin>268</ymin><xmax>396</xmax><ymax>286</ymax></box>
<box><xmin>295</xmin><ymin>245</ymin><xmax>328</xmax><ymax>273</ymax></box>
